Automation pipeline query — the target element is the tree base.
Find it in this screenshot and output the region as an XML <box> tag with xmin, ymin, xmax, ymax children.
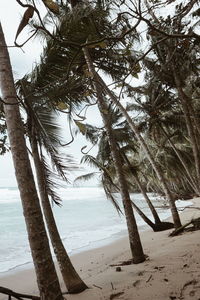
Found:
<box><xmin>169</xmin><ymin>217</ymin><xmax>200</xmax><ymax>237</ymax></box>
<box><xmin>66</xmin><ymin>283</ymin><xmax>88</xmax><ymax>294</ymax></box>
<box><xmin>110</xmin><ymin>255</ymin><xmax>147</xmax><ymax>267</ymax></box>
<box><xmin>153</xmin><ymin>222</ymin><xmax>174</xmax><ymax>232</ymax></box>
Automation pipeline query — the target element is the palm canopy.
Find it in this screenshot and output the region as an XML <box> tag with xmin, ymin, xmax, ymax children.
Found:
<box><xmin>29</xmin><ymin>0</ymin><xmax>140</xmax><ymax>83</ymax></box>
<box><xmin>16</xmin><ymin>75</ymin><xmax>78</xmax><ymax>205</ymax></box>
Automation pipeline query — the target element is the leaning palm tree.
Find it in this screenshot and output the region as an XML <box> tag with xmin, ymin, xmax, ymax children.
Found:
<box><xmin>0</xmin><ymin>22</ymin><xmax>63</xmax><ymax>300</ymax></box>
<box><xmin>83</xmin><ymin>46</ymin><xmax>145</xmax><ymax>263</ymax></box>
<box><xmin>93</xmin><ymin>72</ymin><xmax>182</xmax><ymax>228</ymax></box>
<box><xmin>16</xmin><ymin>75</ymin><xmax>88</xmax><ymax>293</ymax></box>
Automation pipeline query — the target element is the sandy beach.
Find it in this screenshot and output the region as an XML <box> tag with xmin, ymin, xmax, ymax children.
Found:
<box><xmin>0</xmin><ymin>198</ymin><xmax>199</xmax><ymax>300</ymax></box>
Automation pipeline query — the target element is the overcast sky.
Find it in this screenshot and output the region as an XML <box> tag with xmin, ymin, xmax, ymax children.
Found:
<box><xmin>0</xmin><ymin>0</ymin><xmax>101</xmax><ymax>187</ymax></box>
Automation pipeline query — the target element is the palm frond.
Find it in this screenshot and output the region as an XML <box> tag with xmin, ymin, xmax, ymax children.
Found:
<box><xmin>40</xmin><ymin>154</ymin><xmax>63</xmax><ymax>206</ymax></box>
<box><xmin>102</xmin><ymin>176</ymin><xmax>122</xmax><ymax>215</ymax></box>
<box><xmin>74</xmin><ymin>172</ymin><xmax>100</xmax><ymax>185</ymax></box>
<box><xmin>80</xmin><ymin>154</ymin><xmax>103</xmax><ymax>169</ymax></box>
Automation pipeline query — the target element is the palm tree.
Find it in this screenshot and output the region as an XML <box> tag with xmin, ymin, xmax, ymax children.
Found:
<box><xmin>0</xmin><ymin>22</ymin><xmax>63</xmax><ymax>300</ymax></box>
<box><xmin>16</xmin><ymin>74</ymin><xmax>88</xmax><ymax>293</ymax></box>
<box><xmin>30</xmin><ymin>133</ymin><xmax>88</xmax><ymax>294</ymax></box>
<box><xmin>83</xmin><ymin>46</ymin><xmax>145</xmax><ymax>263</ymax></box>
<box><xmin>93</xmin><ymin>72</ymin><xmax>182</xmax><ymax>228</ymax></box>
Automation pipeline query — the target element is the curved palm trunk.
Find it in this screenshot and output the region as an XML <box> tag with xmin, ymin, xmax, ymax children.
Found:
<box><xmin>173</xmin><ymin>69</ymin><xmax>200</xmax><ymax>185</ymax></box>
<box><xmin>130</xmin><ymin>200</ymin><xmax>174</xmax><ymax>231</ymax></box>
<box><xmin>130</xmin><ymin>200</ymin><xmax>157</xmax><ymax>229</ymax></box>
<box><xmin>121</xmin><ymin>152</ymin><xmax>162</xmax><ymax>224</ymax></box>
<box><xmin>83</xmin><ymin>47</ymin><xmax>145</xmax><ymax>263</ymax></box>
<box><xmin>0</xmin><ymin>22</ymin><xmax>63</xmax><ymax>300</ymax></box>
<box><xmin>160</xmin><ymin>125</ymin><xmax>200</xmax><ymax>195</ymax></box>
<box><xmin>30</xmin><ymin>135</ymin><xmax>88</xmax><ymax>294</ymax></box>
<box><xmin>132</xmin><ymin>173</ymin><xmax>162</xmax><ymax>223</ymax></box>
<box><xmin>95</xmin><ymin>73</ymin><xmax>181</xmax><ymax>229</ymax></box>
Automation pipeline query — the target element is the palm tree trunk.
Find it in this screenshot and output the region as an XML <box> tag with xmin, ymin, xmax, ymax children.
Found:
<box><xmin>121</xmin><ymin>151</ymin><xmax>162</xmax><ymax>224</ymax></box>
<box><xmin>130</xmin><ymin>199</ymin><xmax>174</xmax><ymax>231</ymax></box>
<box><xmin>30</xmin><ymin>134</ymin><xmax>88</xmax><ymax>294</ymax></box>
<box><xmin>133</xmin><ymin>173</ymin><xmax>162</xmax><ymax>223</ymax></box>
<box><xmin>173</xmin><ymin>69</ymin><xmax>200</xmax><ymax>185</ymax></box>
<box><xmin>130</xmin><ymin>200</ymin><xmax>157</xmax><ymax>229</ymax></box>
<box><xmin>83</xmin><ymin>47</ymin><xmax>145</xmax><ymax>263</ymax></box>
<box><xmin>95</xmin><ymin>73</ymin><xmax>182</xmax><ymax>228</ymax></box>
<box><xmin>0</xmin><ymin>22</ymin><xmax>63</xmax><ymax>300</ymax></box>
<box><xmin>160</xmin><ymin>125</ymin><xmax>200</xmax><ymax>195</ymax></box>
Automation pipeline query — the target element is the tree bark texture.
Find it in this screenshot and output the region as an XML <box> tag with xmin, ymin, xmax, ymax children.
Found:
<box><xmin>83</xmin><ymin>47</ymin><xmax>145</xmax><ymax>263</ymax></box>
<box><xmin>122</xmin><ymin>152</ymin><xmax>161</xmax><ymax>224</ymax></box>
<box><xmin>30</xmin><ymin>134</ymin><xmax>88</xmax><ymax>294</ymax></box>
<box><xmin>0</xmin><ymin>22</ymin><xmax>63</xmax><ymax>300</ymax></box>
<box><xmin>133</xmin><ymin>173</ymin><xmax>162</xmax><ymax>223</ymax></box>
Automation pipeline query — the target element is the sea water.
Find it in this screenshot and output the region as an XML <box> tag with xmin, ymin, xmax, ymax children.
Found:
<box><xmin>0</xmin><ymin>186</ymin><xmax>192</xmax><ymax>274</ymax></box>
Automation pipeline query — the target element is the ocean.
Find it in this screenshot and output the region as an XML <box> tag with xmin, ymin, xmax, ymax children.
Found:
<box><xmin>0</xmin><ymin>186</ymin><xmax>192</xmax><ymax>274</ymax></box>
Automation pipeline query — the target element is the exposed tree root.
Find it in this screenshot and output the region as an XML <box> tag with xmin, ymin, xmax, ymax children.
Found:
<box><xmin>110</xmin><ymin>258</ymin><xmax>134</xmax><ymax>267</ymax></box>
<box><xmin>0</xmin><ymin>286</ymin><xmax>40</xmax><ymax>300</ymax></box>
<box><xmin>169</xmin><ymin>217</ymin><xmax>200</xmax><ymax>236</ymax></box>
<box><xmin>110</xmin><ymin>292</ymin><xmax>124</xmax><ymax>299</ymax></box>
<box><xmin>152</xmin><ymin>221</ymin><xmax>174</xmax><ymax>232</ymax></box>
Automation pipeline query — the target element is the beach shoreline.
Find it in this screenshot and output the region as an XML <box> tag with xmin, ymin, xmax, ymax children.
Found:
<box><xmin>0</xmin><ymin>198</ymin><xmax>199</xmax><ymax>300</ymax></box>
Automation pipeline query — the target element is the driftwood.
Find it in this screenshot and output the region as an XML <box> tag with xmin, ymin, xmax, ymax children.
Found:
<box><xmin>0</xmin><ymin>287</ymin><xmax>40</xmax><ymax>300</ymax></box>
<box><xmin>110</xmin><ymin>292</ymin><xmax>124</xmax><ymax>299</ymax></box>
<box><xmin>169</xmin><ymin>217</ymin><xmax>200</xmax><ymax>237</ymax></box>
<box><xmin>110</xmin><ymin>259</ymin><xmax>133</xmax><ymax>267</ymax></box>
<box><xmin>93</xmin><ymin>284</ymin><xmax>102</xmax><ymax>290</ymax></box>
